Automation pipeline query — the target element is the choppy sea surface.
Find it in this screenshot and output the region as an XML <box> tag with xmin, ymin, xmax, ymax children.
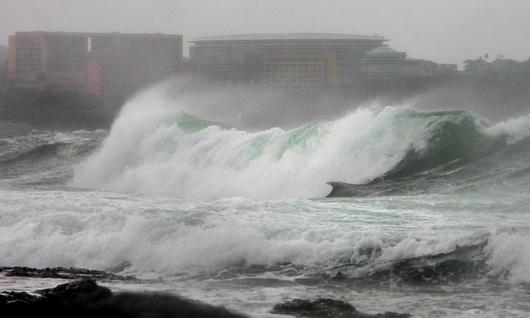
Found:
<box><xmin>1</xmin><ymin>92</ymin><xmax>529</xmax><ymax>317</ymax></box>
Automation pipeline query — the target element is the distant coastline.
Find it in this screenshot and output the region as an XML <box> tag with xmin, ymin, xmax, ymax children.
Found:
<box><xmin>0</xmin><ymin>87</ymin><xmax>116</xmax><ymax>133</ymax></box>
<box><xmin>1</xmin><ymin>62</ymin><xmax>529</xmax><ymax>134</ymax></box>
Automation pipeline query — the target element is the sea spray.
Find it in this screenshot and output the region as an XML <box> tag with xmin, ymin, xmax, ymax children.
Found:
<box><xmin>1</xmin><ymin>91</ymin><xmax>530</xmax><ymax>317</ymax></box>
<box><xmin>72</xmin><ymin>89</ymin><xmax>479</xmax><ymax>199</ymax></box>
<box><xmin>72</xmin><ymin>88</ymin><xmax>530</xmax><ymax>200</ymax></box>
<box><xmin>0</xmin><ymin>188</ymin><xmax>529</xmax><ymax>285</ymax></box>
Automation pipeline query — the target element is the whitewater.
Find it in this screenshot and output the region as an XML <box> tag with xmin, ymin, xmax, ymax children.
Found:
<box><xmin>1</xmin><ymin>86</ymin><xmax>530</xmax><ymax>317</ymax></box>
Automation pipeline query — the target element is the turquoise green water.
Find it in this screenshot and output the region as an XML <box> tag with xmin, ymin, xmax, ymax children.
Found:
<box><xmin>0</xmin><ymin>105</ymin><xmax>529</xmax><ymax>317</ymax></box>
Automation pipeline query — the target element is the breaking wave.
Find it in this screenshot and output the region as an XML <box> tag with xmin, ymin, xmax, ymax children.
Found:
<box><xmin>0</xmin><ymin>131</ymin><xmax>104</xmax><ymax>185</ymax></box>
<box><xmin>0</xmin><ymin>190</ymin><xmax>528</xmax><ymax>284</ymax></box>
<box><xmin>71</xmin><ymin>89</ymin><xmax>530</xmax><ymax>199</ymax></box>
<box><xmin>1</xmin><ymin>88</ymin><xmax>529</xmax><ymax>287</ymax></box>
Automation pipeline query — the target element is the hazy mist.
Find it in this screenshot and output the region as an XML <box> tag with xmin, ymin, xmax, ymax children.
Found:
<box><xmin>1</xmin><ymin>0</ymin><xmax>530</xmax><ymax>64</ymax></box>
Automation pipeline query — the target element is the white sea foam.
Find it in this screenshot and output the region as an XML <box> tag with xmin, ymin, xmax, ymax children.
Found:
<box><xmin>484</xmin><ymin>113</ymin><xmax>530</xmax><ymax>143</ymax></box>
<box><xmin>71</xmin><ymin>87</ymin><xmax>449</xmax><ymax>200</ymax></box>
<box><xmin>486</xmin><ymin>229</ymin><xmax>530</xmax><ymax>284</ymax></box>
<box><xmin>71</xmin><ymin>85</ymin><xmax>530</xmax><ymax>201</ymax></box>
<box><xmin>3</xmin><ymin>86</ymin><xmax>530</xmax><ymax>317</ymax></box>
<box><xmin>1</xmin><ymin>188</ymin><xmax>528</xmax><ymax>284</ymax></box>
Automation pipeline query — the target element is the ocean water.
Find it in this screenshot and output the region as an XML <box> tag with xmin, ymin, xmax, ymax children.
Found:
<box><xmin>0</xmin><ymin>89</ymin><xmax>529</xmax><ymax>317</ymax></box>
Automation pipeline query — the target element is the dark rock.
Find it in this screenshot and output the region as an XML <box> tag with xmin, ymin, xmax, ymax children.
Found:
<box><xmin>108</xmin><ymin>292</ymin><xmax>247</xmax><ymax>318</ymax></box>
<box><xmin>0</xmin><ymin>291</ymin><xmax>37</xmax><ymax>306</ymax></box>
<box><xmin>37</xmin><ymin>278</ymin><xmax>112</xmax><ymax>302</ymax></box>
<box><xmin>0</xmin><ymin>266</ymin><xmax>134</xmax><ymax>281</ymax></box>
<box><xmin>0</xmin><ymin>279</ymin><xmax>246</xmax><ymax>318</ymax></box>
<box><xmin>272</xmin><ymin>298</ymin><xmax>411</xmax><ymax>318</ymax></box>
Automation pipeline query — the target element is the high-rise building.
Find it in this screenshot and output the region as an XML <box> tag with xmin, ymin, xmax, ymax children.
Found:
<box><xmin>0</xmin><ymin>45</ymin><xmax>8</xmax><ymax>88</ymax></box>
<box><xmin>190</xmin><ymin>33</ymin><xmax>387</xmax><ymax>88</ymax></box>
<box><xmin>7</xmin><ymin>32</ymin><xmax>183</xmax><ymax>103</ymax></box>
<box><xmin>8</xmin><ymin>32</ymin><xmax>88</xmax><ymax>90</ymax></box>
<box><xmin>87</xmin><ymin>33</ymin><xmax>183</xmax><ymax>103</ymax></box>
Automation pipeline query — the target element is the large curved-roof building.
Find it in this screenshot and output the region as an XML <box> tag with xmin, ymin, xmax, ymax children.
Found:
<box><xmin>190</xmin><ymin>33</ymin><xmax>387</xmax><ymax>88</ymax></box>
<box><xmin>362</xmin><ymin>45</ymin><xmax>407</xmax><ymax>79</ymax></box>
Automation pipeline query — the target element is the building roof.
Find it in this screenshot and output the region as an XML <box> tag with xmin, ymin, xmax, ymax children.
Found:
<box><xmin>14</xmin><ymin>31</ymin><xmax>181</xmax><ymax>38</ymax></box>
<box><xmin>366</xmin><ymin>45</ymin><xmax>405</xmax><ymax>57</ymax></box>
<box><xmin>191</xmin><ymin>33</ymin><xmax>387</xmax><ymax>43</ymax></box>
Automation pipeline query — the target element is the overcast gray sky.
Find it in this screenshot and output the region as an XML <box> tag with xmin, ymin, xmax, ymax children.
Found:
<box><xmin>1</xmin><ymin>0</ymin><xmax>530</xmax><ymax>63</ymax></box>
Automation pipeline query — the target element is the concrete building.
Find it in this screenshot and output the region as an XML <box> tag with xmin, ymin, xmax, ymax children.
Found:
<box><xmin>7</xmin><ymin>31</ymin><xmax>183</xmax><ymax>103</ymax></box>
<box><xmin>362</xmin><ymin>46</ymin><xmax>407</xmax><ymax>79</ymax></box>
<box><xmin>0</xmin><ymin>45</ymin><xmax>8</xmax><ymax>88</ymax></box>
<box><xmin>362</xmin><ymin>45</ymin><xmax>458</xmax><ymax>79</ymax></box>
<box><xmin>8</xmin><ymin>32</ymin><xmax>88</xmax><ymax>90</ymax></box>
<box><xmin>190</xmin><ymin>33</ymin><xmax>387</xmax><ymax>88</ymax></box>
<box><xmin>87</xmin><ymin>33</ymin><xmax>183</xmax><ymax>103</ymax></box>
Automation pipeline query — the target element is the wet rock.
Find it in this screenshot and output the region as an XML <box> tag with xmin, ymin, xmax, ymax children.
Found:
<box><xmin>37</xmin><ymin>278</ymin><xmax>112</xmax><ymax>302</ymax></box>
<box><xmin>0</xmin><ymin>266</ymin><xmax>134</xmax><ymax>281</ymax></box>
<box><xmin>0</xmin><ymin>279</ymin><xmax>246</xmax><ymax>318</ymax></box>
<box><xmin>0</xmin><ymin>291</ymin><xmax>36</xmax><ymax>306</ymax></box>
<box><xmin>272</xmin><ymin>298</ymin><xmax>410</xmax><ymax>318</ymax></box>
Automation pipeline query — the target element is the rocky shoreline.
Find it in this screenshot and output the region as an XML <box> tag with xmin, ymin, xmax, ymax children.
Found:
<box><xmin>0</xmin><ymin>266</ymin><xmax>135</xmax><ymax>281</ymax></box>
<box><xmin>0</xmin><ymin>278</ymin><xmax>246</xmax><ymax>318</ymax></box>
<box><xmin>0</xmin><ymin>266</ymin><xmax>412</xmax><ymax>318</ymax></box>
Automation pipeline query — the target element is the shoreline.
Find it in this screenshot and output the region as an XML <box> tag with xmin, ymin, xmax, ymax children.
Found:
<box><xmin>0</xmin><ymin>266</ymin><xmax>411</xmax><ymax>318</ymax></box>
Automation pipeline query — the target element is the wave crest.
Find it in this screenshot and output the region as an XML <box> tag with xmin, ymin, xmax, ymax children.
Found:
<box><xmin>73</xmin><ymin>91</ymin><xmax>530</xmax><ymax>199</ymax></box>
